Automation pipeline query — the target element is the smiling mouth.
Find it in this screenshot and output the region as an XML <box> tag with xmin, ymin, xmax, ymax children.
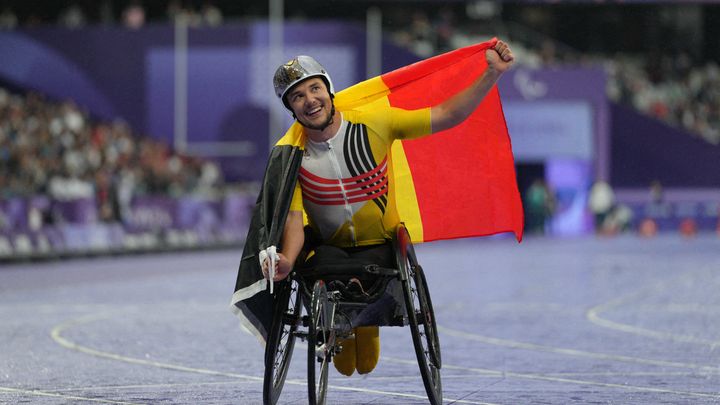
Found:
<box><xmin>306</xmin><ymin>106</ymin><xmax>322</xmax><ymax>117</ymax></box>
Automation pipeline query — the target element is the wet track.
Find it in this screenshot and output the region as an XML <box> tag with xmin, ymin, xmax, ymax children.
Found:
<box><xmin>1</xmin><ymin>235</ymin><xmax>719</xmax><ymax>404</ymax></box>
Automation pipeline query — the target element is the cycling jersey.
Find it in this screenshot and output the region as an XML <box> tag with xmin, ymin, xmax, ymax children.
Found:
<box><xmin>290</xmin><ymin>97</ymin><xmax>431</xmax><ymax>247</ymax></box>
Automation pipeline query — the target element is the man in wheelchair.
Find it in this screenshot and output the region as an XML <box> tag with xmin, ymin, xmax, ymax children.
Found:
<box><xmin>253</xmin><ymin>41</ymin><xmax>514</xmax><ymax>376</ymax></box>
<box><xmin>284</xmin><ymin>232</ymin><xmax>405</xmax><ymax>376</ymax></box>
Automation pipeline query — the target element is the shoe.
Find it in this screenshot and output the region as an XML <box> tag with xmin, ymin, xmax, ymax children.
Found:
<box><xmin>355</xmin><ymin>326</ymin><xmax>380</xmax><ymax>374</ymax></box>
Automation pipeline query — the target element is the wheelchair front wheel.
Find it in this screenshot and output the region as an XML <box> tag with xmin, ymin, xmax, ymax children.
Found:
<box><xmin>263</xmin><ymin>279</ymin><xmax>301</xmax><ymax>405</ymax></box>
<box><xmin>399</xmin><ymin>234</ymin><xmax>442</xmax><ymax>405</ymax></box>
<box><xmin>308</xmin><ymin>280</ymin><xmax>332</xmax><ymax>405</ymax></box>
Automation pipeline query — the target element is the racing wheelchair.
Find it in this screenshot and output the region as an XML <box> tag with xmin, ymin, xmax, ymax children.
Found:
<box><xmin>262</xmin><ymin>224</ymin><xmax>442</xmax><ymax>405</ymax></box>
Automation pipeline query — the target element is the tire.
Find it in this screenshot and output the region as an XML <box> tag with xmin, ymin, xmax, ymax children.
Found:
<box><xmin>307</xmin><ymin>280</ymin><xmax>332</xmax><ymax>405</ymax></box>
<box><xmin>263</xmin><ymin>279</ymin><xmax>301</xmax><ymax>405</ymax></box>
<box><xmin>398</xmin><ymin>227</ymin><xmax>442</xmax><ymax>405</ymax></box>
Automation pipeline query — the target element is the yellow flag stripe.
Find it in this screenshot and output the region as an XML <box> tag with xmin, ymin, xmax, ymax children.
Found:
<box><xmin>335</xmin><ymin>76</ymin><xmax>390</xmax><ymax>111</ymax></box>
<box><xmin>390</xmin><ymin>141</ymin><xmax>424</xmax><ymax>243</ymax></box>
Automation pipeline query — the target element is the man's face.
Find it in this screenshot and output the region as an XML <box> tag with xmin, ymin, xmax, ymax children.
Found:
<box><xmin>285</xmin><ymin>77</ymin><xmax>334</xmax><ymax>131</ymax></box>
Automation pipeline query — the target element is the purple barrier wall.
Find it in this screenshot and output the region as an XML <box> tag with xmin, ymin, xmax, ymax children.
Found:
<box><xmin>624</xmin><ymin>201</ymin><xmax>719</xmax><ymax>232</ymax></box>
<box><xmin>0</xmin><ymin>193</ymin><xmax>254</xmax><ymax>259</ymax></box>
<box><xmin>610</xmin><ymin>103</ymin><xmax>720</xmax><ymax>188</ymax></box>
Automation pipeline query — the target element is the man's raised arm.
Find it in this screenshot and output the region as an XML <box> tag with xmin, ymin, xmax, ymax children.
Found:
<box><xmin>431</xmin><ymin>40</ymin><xmax>514</xmax><ymax>133</ymax></box>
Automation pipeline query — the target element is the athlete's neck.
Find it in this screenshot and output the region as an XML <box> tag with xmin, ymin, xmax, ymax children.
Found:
<box><xmin>305</xmin><ymin>109</ymin><xmax>342</xmax><ymax>143</ymax></box>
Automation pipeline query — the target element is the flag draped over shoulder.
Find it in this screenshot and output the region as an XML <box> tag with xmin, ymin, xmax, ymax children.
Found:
<box><xmin>333</xmin><ymin>38</ymin><xmax>524</xmax><ymax>242</ymax></box>
<box><xmin>234</xmin><ymin>38</ymin><xmax>523</xmax><ymax>346</ymax></box>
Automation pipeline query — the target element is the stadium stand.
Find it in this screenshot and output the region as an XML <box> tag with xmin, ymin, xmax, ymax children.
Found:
<box><xmin>0</xmin><ymin>85</ymin><xmax>245</xmax><ymax>260</ymax></box>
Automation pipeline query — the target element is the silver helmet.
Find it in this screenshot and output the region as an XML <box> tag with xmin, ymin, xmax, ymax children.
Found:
<box><xmin>273</xmin><ymin>55</ymin><xmax>334</xmax><ymax>109</ymax></box>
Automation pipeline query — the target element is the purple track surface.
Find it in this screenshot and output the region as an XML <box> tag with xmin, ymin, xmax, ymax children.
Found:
<box><xmin>1</xmin><ymin>234</ymin><xmax>719</xmax><ymax>404</ymax></box>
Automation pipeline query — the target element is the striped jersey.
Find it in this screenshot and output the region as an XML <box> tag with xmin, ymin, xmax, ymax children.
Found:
<box><xmin>290</xmin><ymin>97</ymin><xmax>431</xmax><ymax>247</ymax></box>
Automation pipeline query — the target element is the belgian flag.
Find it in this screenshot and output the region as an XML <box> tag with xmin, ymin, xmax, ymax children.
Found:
<box><xmin>280</xmin><ymin>38</ymin><xmax>524</xmax><ymax>243</ymax></box>
<box><xmin>233</xmin><ymin>39</ymin><xmax>523</xmax><ymax>345</ymax></box>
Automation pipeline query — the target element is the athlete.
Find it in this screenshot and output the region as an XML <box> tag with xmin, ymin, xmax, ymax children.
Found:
<box><xmin>261</xmin><ymin>40</ymin><xmax>514</xmax><ymax>376</ymax></box>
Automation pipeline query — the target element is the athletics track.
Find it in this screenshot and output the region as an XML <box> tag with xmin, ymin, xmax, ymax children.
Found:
<box><xmin>1</xmin><ymin>234</ymin><xmax>719</xmax><ymax>404</ymax></box>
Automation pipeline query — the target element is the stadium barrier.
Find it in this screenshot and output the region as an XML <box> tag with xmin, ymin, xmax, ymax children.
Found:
<box><xmin>0</xmin><ymin>192</ymin><xmax>253</xmax><ymax>261</ymax></box>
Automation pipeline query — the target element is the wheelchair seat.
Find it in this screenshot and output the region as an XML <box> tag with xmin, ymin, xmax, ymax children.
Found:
<box><xmin>295</xmin><ymin>258</ymin><xmax>399</xmax><ymax>304</ymax></box>
<box><xmin>295</xmin><ymin>255</ymin><xmax>406</xmax><ymax>331</ymax></box>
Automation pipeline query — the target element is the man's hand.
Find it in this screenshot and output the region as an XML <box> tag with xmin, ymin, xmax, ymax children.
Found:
<box><xmin>486</xmin><ymin>40</ymin><xmax>514</xmax><ymax>74</ymax></box>
<box><xmin>261</xmin><ymin>253</ymin><xmax>293</xmax><ymax>282</ymax></box>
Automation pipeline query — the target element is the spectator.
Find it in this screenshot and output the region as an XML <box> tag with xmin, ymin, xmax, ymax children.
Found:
<box><xmin>649</xmin><ymin>180</ymin><xmax>664</xmax><ymax>204</ymax></box>
<box><xmin>0</xmin><ymin>6</ymin><xmax>17</xmax><ymax>30</ymax></box>
<box><xmin>588</xmin><ymin>180</ymin><xmax>615</xmax><ymax>234</ymax></box>
<box><xmin>58</xmin><ymin>3</ymin><xmax>87</xmax><ymax>29</ymax></box>
<box><xmin>167</xmin><ymin>1</ymin><xmax>203</xmax><ymax>27</ymax></box>
<box><xmin>123</xmin><ymin>1</ymin><xmax>146</xmax><ymax>30</ymax></box>
<box><xmin>201</xmin><ymin>1</ymin><xmax>223</xmax><ymax>27</ymax></box>
<box><xmin>524</xmin><ymin>178</ymin><xmax>555</xmax><ymax>235</ymax></box>
<box><xmin>603</xmin><ymin>203</ymin><xmax>634</xmax><ymax>235</ymax></box>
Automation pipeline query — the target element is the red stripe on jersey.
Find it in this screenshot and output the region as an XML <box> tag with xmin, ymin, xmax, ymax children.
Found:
<box><xmin>301</xmin><ymin>176</ymin><xmax>388</xmax><ymax>201</ymax></box>
<box><xmin>299</xmin><ymin>157</ymin><xmax>387</xmax><ymax>185</ymax></box>
<box><xmin>302</xmin><ymin>186</ymin><xmax>388</xmax><ymax>206</ymax></box>
<box><xmin>300</xmin><ymin>171</ymin><xmax>387</xmax><ymax>194</ymax></box>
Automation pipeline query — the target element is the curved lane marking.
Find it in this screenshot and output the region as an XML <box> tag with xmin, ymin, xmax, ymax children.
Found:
<box><xmin>383</xmin><ymin>357</ymin><xmax>720</xmax><ymax>400</ymax></box>
<box><xmin>51</xmin><ymin>313</ymin><xmax>496</xmax><ymax>405</ymax></box>
<box><xmin>0</xmin><ymin>386</ymin><xmax>142</xmax><ymax>404</ymax></box>
<box><xmin>438</xmin><ymin>325</ymin><xmax>720</xmax><ymax>373</ymax></box>
<box><xmin>586</xmin><ymin>262</ymin><xmax>720</xmax><ymax>346</ymax></box>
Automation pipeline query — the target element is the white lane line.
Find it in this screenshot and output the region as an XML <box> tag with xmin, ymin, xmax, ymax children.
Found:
<box><xmin>438</xmin><ymin>325</ymin><xmax>720</xmax><ymax>373</ymax></box>
<box><xmin>51</xmin><ymin>313</ymin><xmax>265</xmax><ymax>381</ymax></box>
<box><xmin>536</xmin><ymin>371</ymin><xmax>705</xmax><ymax>377</ymax></box>
<box><xmin>586</xmin><ymin>262</ymin><xmax>720</xmax><ymax>346</ymax></box>
<box><xmin>383</xmin><ymin>357</ymin><xmax>720</xmax><ymax>399</ymax></box>
<box><xmin>51</xmin><ymin>375</ymin><xmax>488</xmax><ymax>393</ymax></box>
<box><xmin>50</xmin><ymin>313</ymin><xmax>498</xmax><ymax>405</ymax></box>
<box><xmin>0</xmin><ymin>386</ymin><xmax>142</xmax><ymax>404</ymax></box>
<box><xmin>51</xmin><ymin>380</ymin><xmax>257</xmax><ymax>392</ymax></box>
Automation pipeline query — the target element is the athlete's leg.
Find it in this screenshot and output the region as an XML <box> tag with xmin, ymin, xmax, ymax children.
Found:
<box><xmin>355</xmin><ymin>326</ymin><xmax>380</xmax><ymax>374</ymax></box>
<box><xmin>333</xmin><ymin>333</ymin><xmax>357</xmax><ymax>376</ymax></box>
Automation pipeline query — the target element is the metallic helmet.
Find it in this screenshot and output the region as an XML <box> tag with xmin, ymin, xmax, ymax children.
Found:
<box><xmin>273</xmin><ymin>55</ymin><xmax>334</xmax><ymax>108</ymax></box>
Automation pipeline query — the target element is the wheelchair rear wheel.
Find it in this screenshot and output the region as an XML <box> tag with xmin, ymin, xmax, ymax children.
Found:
<box><xmin>397</xmin><ymin>228</ymin><xmax>442</xmax><ymax>405</ymax></box>
<box><xmin>263</xmin><ymin>279</ymin><xmax>301</xmax><ymax>405</ymax></box>
<box><xmin>308</xmin><ymin>280</ymin><xmax>332</xmax><ymax>405</ymax></box>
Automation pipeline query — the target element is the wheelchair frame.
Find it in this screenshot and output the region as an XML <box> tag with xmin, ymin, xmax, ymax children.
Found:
<box><xmin>262</xmin><ymin>224</ymin><xmax>442</xmax><ymax>405</ymax></box>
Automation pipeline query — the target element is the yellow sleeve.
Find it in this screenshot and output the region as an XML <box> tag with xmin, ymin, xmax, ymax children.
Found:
<box><xmin>391</xmin><ymin>106</ymin><xmax>432</xmax><ymax>140</ymax></box>
<box><xmin>348</xmin><ymin>97</ymin><xmax>432</xmax><ymax>144</ymax></box>
<box><xmin>289</xmin><ymin>180</ymin><xmax>303</xmax><ymax>212</ymax></box>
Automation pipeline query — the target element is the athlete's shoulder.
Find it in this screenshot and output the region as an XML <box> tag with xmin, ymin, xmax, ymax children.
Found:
<box><xmin>343</xmin><ymin>96</ymin><xmax>392</xmax><ymax>123</ymax></box>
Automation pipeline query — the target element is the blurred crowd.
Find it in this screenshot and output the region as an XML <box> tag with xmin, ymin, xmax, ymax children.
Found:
<box><xmin>0</xmin><ymin>87</ymin><xmax>223</xmax><ymax>223</ymax></box>
<box><xmin>384</xmin><ymin>8</ymin><xmax>720</xmax><ymax>146</ymax></box>
<box><xmin>0</xmin><ymin>0</ymin><xmax>223</xmax><ymax>30</ymax></box>
<box><xmin>607</xmin><ymin>54</ymin><xmax>720</xmax><ymax>145</ymax></box>
<box><xmin>1</xmin><ymin>3</ymin><xmax>717</xmax><ymax>145</ymax></box>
